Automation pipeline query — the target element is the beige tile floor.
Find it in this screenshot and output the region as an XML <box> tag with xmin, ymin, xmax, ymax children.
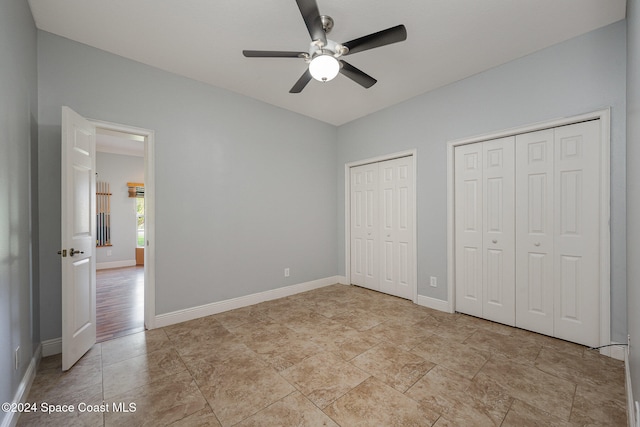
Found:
<box><xmin>18</xmin><ymin>284</ymin><xmax>626</xmax><ymax>426</ymax></box>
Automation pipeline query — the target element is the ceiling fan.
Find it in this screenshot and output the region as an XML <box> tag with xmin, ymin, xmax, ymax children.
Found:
<box><xmin>242</xmin><ymin>0</ymin><xmax>407</xmax><ymax>93</ymax></box>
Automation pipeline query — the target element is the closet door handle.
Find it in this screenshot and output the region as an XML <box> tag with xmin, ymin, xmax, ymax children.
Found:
<box><xmin>534</xmin><ymin>242</ymin><xmax>541</xmax><ymax>247</ymax></box>
<box><xmin>492</xmin><ymin>239</ymin><xmax>497</xmax><ymax>244</ymax></box>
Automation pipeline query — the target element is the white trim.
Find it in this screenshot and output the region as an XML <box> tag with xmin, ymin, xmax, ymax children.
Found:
<box><xmin>417</xmin><ymin>295</ymin><xmax>453</xmax><ymax>313</ymax></box>
<box><xmin>446</xmin><ymin>108</ymin><xmax>611</xmax><ymax>354</ymax></box>
<box><xmin>1</xmin><ymin>345</ymin><xmax>41</xmax><ymax>427</ymax></box>
<box><xmin>598</xmin><ymin>111</ymin><xmax>612</xmax><ymax>357</ymax></box>
<box><xmin>154</xmin><ymin>276</ymin><xmax>341</xmax><ymax>328</ymax></box>
<box><xmin>626</xmin><ymin>344</ymin><xmax>637</xmax><ymax>427</ymax></box>
<box><xmin>89</xmin><ymin>119</ymin><xmax>156</xmax><ymax>330</ymax></box>
<box><xmin>446</xmin><ymin>142</ymin><xmax>456</xmax><ymax>316</ymax></box>
<box><xmin>336</xmin><ymin>275</ymin><xmax>348</xmax><ymax>285</ymax></box>
<box><xmin>42</xmin><ymin>338</ymin><xmax>62</xmax><ymax>357</ymax></box>
<box><xmin>96</xmin><ymin>259</ymin><xmax>136</xmax><ymax>270</ymax></box>
<box><xmin>344</xmin><ymin>150</ymin><xmax>418</xmax><ymax>304</ymax></box>
<box><xmin>447</xmin><ymin>109</ymin><xmax>611</xmax><ymax>147</ymax></box>
<box><xmin>606</xmin><ymin>342</ymin><xmax>626</xmax><ymax>361</ymax></box>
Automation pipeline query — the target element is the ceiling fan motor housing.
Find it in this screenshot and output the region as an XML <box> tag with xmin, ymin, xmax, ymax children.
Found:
<box><xmin>308</xmin><ymin>38</ymin><xmax>347</xmax><ymax>61</ymax></box>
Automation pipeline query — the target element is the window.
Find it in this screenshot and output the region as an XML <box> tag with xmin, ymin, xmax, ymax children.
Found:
<box><xmin>136</xmin><ymin>197</ymin><xmax>145</xmax><ymax>247</ymax></box>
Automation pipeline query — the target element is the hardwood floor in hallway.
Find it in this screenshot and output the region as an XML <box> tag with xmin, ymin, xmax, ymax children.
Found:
<box><xmin>96</xmin><ymin>266</ymin><xmax>144</xmax><ymax>343</ymax></box>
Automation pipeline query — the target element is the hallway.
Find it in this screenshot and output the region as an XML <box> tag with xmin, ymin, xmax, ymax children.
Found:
<box><xmin>96</xmin><ymin>266</ymin><xmax>144</xmax><ymax>342</ymax></box>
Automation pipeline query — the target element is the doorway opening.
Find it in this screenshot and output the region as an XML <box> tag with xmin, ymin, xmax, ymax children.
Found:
<box><xmin>93</xmin><ymin>122</ymin><xmax>155</xmax><ymax>341</ymax></box>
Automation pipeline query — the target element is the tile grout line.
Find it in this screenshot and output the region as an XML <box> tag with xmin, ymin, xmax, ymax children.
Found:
<box><xmin>161</xmin><ymin>326</ymin><xmax>223</xmax><ymax>426</ymax></box>
<box><xmin>497</xmin><ymin>397</ymin><xmax>516</xmax><ymax>427</ymax></box>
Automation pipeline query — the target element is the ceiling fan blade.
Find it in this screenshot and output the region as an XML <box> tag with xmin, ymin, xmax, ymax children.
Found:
<box><xmin>295</xmin><ymin>0</ymin><xmax>327</xmax><ymax>45</ymax></box>
<box><xmin>339</xmin><ymin>61</ymin><xmax>377</xmax><ymax>88</ymax></box>
<box><xmin>290</xmin><ymin>69</ymin><xmax>313</xmax><ymax>93</ymax></box>
<box><xmin>343</xmin><ymin>25</ymin><xmax>407</xmax><ymax>55</ymax></box>
<box><xmin>243</xmin><ymin>50</ymin><xmax>306</xmax><ymax>58</ymax></box>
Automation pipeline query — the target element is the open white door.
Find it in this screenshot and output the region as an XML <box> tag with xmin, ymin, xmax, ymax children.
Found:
<box><xmin>61</xmin><ymin>106</ymin><xmax>97</xmax><ymax>371</ymax></box>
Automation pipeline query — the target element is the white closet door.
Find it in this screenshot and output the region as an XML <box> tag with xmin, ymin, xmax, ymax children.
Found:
<box><xmin>482</xmin><ymin>137</ymin><xmax>516</xmax><ymax>326</ymax></box>
<box><xmin>553</xmin><ymin>121</ymin><xmax>600</xmax><ymax>346</ymax></box>
<box><xmin>515</xmin><ymin>129</ymin><xmax>555</xmax><ymax>336</ymax></box>
<box><xmin>350</xmin><ymin>163</ymin><xmax>379</xmax><ymax>290</ymax></box>
<box><xmin>379</xmin><ymin>157</ymin><xmax>414</xmax><ymax>300</ymax></box>
<box><xmin>454</xmin><ymin>144</ymin><xmax>483</xmax><ymax>317</ymax></box>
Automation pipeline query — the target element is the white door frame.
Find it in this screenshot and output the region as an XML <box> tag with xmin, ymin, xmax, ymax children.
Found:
<box><xmin>447</xmin><ymin>109</ymin><xmax>611</xmax><ymax>354</ymax></box>
<box><xmin>344</xmin><ymin>149</ymin><xmax>418</xmax><ymax>303</ymax></box>
<box><xmin>89</xmin><ymin>118</ymin><xmax>157</xmax><ymax>330</ymax></box>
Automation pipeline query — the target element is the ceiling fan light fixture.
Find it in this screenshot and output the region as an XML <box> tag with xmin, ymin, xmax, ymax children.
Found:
<box><xmin>309</xmin><ymin>54</ymin><xmax>340</xmax><ymax>82</ymax></box>
<box><xmin>242</xmin><ymin>0</ymin><xmax>408</xmax><ymax>93</ymax></box>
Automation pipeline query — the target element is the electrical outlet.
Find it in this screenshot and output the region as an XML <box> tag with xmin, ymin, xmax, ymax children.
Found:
<box><xmin>14</xmin><ymin>347</ymin><xmax>19</xmax><ymax>370</ymax></box>
<box><xmin>107</xmin><ymin>249</ymin><xmax>112</xmax><ymax>256</ymax></box>
<box><xmin>284</xmin><ymin>268</ymin><xmax>290</xmax><ymax>277</ymax></box>
<box><xmin>430</xmin><ymin>276</ymin><xmax>437</xmax><ymax>287</ymax></box>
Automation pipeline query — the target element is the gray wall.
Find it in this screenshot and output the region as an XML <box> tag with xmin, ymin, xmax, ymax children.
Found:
<box><xmin>627</xmin><ymin>0</ymin><xmax>640</xmax><ymax>410</ymax></box>
<box><xmin>95</xmin><ymin>152</ymin><xmax>144</xmax><ymax>265</ymax></box>
<box><xmin>336</xmin><ymin>21</ymin><xmax>628</xmax><ymax>342</ymax></box>
<box><xmin>37</xmin><ymin>31</ymin><xmax>338</xmax><ymax>341</ymax></box>
<box><xmin>34</xmin><ymin>18</ymin><xmax>631</xmax><ymax>347</ymax></box>
<box><xmin>0</xmin><ymin>0</ymin><xmax>39</xmax><ymax>423</ymax></box>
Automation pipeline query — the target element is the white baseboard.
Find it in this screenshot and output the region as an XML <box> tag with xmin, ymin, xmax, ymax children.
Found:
<box><xmin>154</xmin><ymin>276</ymin><xmax>342</xmax><ymax>328</ymax></box>
<box><xmin>608</xmin><ymin>343</ymin><xmax>626</xmax><ymax>361</ymax></box>
<box><xmin>96</xmin><ymin>259</ymin><xmax>136</xmax><ymax>270</ymax></box>
<box><xmin>336</xmin><ymin>275</ymin><xmax>348</xmax><ymax>285</ymax></box>
<box><xmin>417</xmin><ymin>295</ymin><xmax>453</xmax><ymax>313</ymax></box>
<box><xmin>594</xmin><ymin>342</ymin><xmax>626</xmax><ymax>360</ymax></box>
<box><xmin>1</xmin><ymin>344</ymin><xmax>41</xmax><ymax>427</ymax></box>
<box><xmin>41</xmin><ymin>337</ymin><xmax>62</xmax><ymax>357</ymax></box>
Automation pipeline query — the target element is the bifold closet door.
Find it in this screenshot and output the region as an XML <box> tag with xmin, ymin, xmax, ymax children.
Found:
<box><xmin>350</xmin><ymin>163</ymin><xmax>379</xmax><ymax>291</ymax></box>
<box><xmin>454</xmin><ymin>143</ymin><xmax>484</xmax><ymax>317</ymax></box>
<box><xmin>552</xmin><ymin>120</ymin><xmax>600</xmax><ymax>347</ymax></box>
<box><xmin>350</xmin><ymin>156</ymin><xmax>414</xmax><ymax>300</ymax></box>
<box><xmin>515</xmin><ymin>129</ymin><xmax>555</xmax><ymax>336</ymax></box>
<box><xmin>454</xmin><ymin>138</ymin><xmax>515</xmax><ymax>323</ymax></box>
<box><xmin>455</xmin><ymin>120</ymin><xmax>601</xmax><ymax>346</ymax></box>
<box><xmin>379</xmin><ymin>157</ymin><xmax>414</xmax><ymax>300</ymax></box>
<box><xmin>515</xmin><ymin>121</ymin><xmax>601</xmax><ymax>346</ymax></box>
<box><xmin>482</xmin><ymin>137</ymin><xmax>515</xmax><ymax>326</ymax></box>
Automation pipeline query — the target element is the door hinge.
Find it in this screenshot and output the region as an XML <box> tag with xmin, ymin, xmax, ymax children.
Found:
<box><xmin>57</xmin><ymin>249</ymin><xmax>67</xmax><ymax>257</ymax></box>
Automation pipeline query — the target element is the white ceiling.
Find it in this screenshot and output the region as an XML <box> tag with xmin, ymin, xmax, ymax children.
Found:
<box><xmin>28</xmin><ymin>0</ymin><xmax>626</xmax><ymax>126</ymax></box>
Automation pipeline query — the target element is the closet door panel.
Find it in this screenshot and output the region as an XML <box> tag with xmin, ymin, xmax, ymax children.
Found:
<box><xmin>380</xmin><ymin>164</ymin><xmax>395</xmax><ymax>295</ymax></box>
<box><xmin>482</xmin><ymin>137</ymin><xmax>515</xmax><ymax>326</ymax></box>
<box><xmin>395</xmin><ymin>160</ymin><xmax>413</xmax><ymax>299</ymax></box>
<box><xmin>553</xmin><ymin>121</ymin><xmax>600</xmax><ymax>347</ymax></box>
<box><xmin>455</xmin><ymin>144</ymin><xmax>483</xmax><ymax>317</ymax></box>
<box><xmin>351</xmin><ymin>169</ymin><xmax>365</xmax><ymax>286</ymax></box>
<box><xmin>350</xmin><ymin>163</ymin><xmax>379</xmax><ymax>290</ymax></box>
<box><xmin>515</xmin><ymin>130</ymin><xmax>554</xmax><ymax>336</ymax></box>
<box><xmin>379</xmin><ymin>157</ymin><xmax>414</xmax><ymax>299</ymax></box>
